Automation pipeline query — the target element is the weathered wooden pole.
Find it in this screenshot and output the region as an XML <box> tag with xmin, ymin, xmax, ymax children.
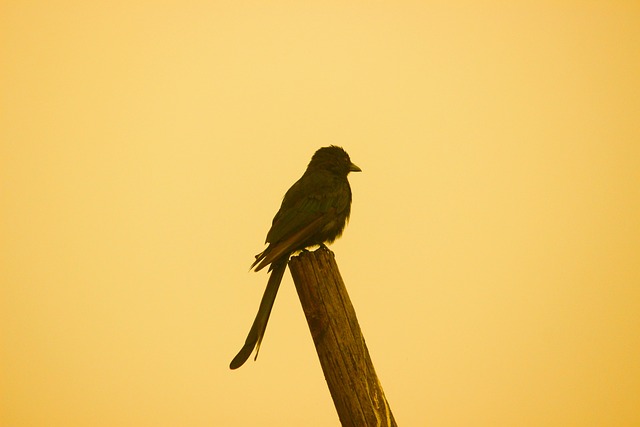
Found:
<box><xmin>288</xmin><ymin>246</ymin><xmax>397</xmax><ymax>427</ymax></box>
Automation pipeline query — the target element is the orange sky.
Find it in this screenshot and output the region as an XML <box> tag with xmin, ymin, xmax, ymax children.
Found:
<box><xmin>2</xmin><ymin>1</ymin><xmax>639</xmax><ymax>426</ymax></box>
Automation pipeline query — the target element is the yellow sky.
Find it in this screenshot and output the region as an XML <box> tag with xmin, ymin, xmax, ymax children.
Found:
<box><xmin>2</xmin><ymin>1</ymin><xmax>639</xmax><ymax>426</ymax></box>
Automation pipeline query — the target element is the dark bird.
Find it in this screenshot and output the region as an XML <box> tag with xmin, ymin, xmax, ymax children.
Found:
<box><xmin>230</xmin><ymin>146</ymin><xmax>361</xmax><ymax>369</ymax></box>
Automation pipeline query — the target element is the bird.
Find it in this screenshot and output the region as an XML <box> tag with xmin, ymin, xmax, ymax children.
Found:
<box><xmin>229</xmin><ymin>146</ymin><xmax>361</xmax><ymax>369</ymax></box>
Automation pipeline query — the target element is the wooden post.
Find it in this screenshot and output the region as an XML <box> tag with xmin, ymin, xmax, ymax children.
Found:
<box><xmin>288</xmin><ymin>247</ymin><xmax>397</xmax><ymax>427</ymax></box>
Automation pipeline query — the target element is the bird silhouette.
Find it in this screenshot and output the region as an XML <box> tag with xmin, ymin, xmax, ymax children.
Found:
<box><xmin>230</xmin><ymin>146</ymin><xmax>361</xmax><ymax>369</ymax></box>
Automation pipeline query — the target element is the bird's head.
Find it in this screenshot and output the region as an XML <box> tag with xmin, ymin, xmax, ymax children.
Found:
<box><xmin>308</xmin><ymin>146</ymin><xmax>362</xmax><ymax>176</ymax></box>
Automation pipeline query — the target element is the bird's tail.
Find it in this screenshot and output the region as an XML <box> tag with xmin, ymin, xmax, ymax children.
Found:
<box><xmin>229</xmin><ymin>258</ymin><xmax>288</xmax><ymax>369</ymax></box>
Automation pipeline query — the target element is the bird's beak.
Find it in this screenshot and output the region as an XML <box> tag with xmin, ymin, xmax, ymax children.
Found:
<box><xmin>349</xmin><ymin>162</ymin><xmax>362</xmax><ymax>172</ymax></box>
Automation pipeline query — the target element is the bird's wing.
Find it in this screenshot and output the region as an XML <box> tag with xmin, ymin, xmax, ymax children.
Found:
<box><xmin>252</xmin><ymin>173</ymin><xmax>349</xmax><ymax>271</ymax></box>
<box><xmin>252</xmin><ymin>213</ymin><xmax>327</xmax><ymax>271</ymax></box>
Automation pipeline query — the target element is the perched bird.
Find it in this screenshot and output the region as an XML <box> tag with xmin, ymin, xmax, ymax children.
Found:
<box><xmin>230</xmin><ymin>146</ymin><xmax>361</xmax><ymax>369</ymax></box>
